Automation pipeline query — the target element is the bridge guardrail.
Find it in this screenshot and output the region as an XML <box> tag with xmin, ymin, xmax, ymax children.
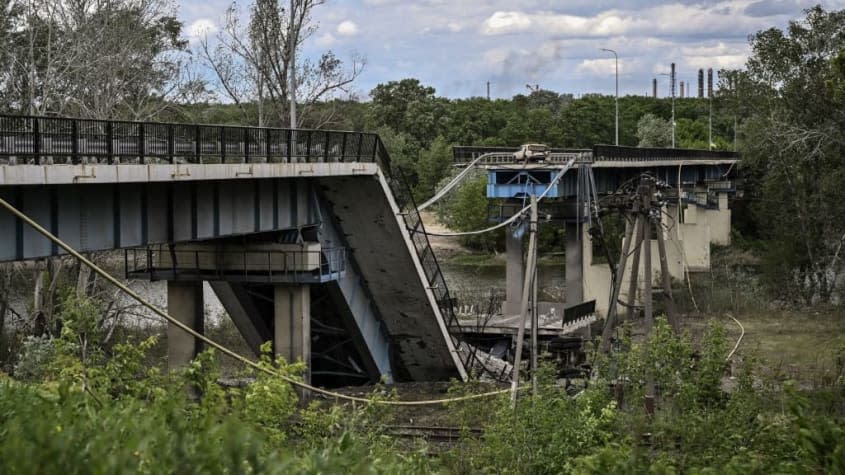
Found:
<box><xmin>591</xmin><ymin>144</ymin><xmax>739</xmax><ymax>162</ymax></box>
<box><xmin>124</xmin><ymin>246</ymin><xmax>347</xmax><ymax>283</ymax></box>
<box><xmin>375</xmin><ymin>140</ymin><xmax>478</xmax><ymax>373</ymax></box>
<box><xmin>0</xmin><ymin>115</ymin><xmax>380</xmax><ymax>165</ymax></box>
<box><xmin>452</xmin><ymin>145</ymin><xmax>739</xmax><ymax>165</ymax></box>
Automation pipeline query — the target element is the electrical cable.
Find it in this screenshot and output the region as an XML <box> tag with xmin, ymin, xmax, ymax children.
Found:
<box><xmin>0</xmin><ymin>196</ymin><xmax>526</xmax><ymax>406</ymax></box>
<box><xmin>416</xmin><ymin>152</ymin><xmax>508</xmax><ymax>211</ymax></box>
<box><xmin>725</xmin><ymin>313</ymin><xmax>745</xmax><ymax>361</ymax></box>
<box><xmin>423</xmin><ymin>156</ymin><xmax>577</xmax><ymax>237</ymax></box>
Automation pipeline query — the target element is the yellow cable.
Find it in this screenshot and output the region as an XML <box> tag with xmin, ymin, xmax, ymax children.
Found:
<box><xmin>0</xmin><ymin>196</ymin><xmax>523</xmax><ymax>406</ymax></box>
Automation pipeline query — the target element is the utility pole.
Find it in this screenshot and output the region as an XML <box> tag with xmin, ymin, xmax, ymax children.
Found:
<box><xmin>289</xmin><ymin>0</ymin><xmax>297</xmax><ymax>129</ymax></box>
<box><xmin>670</xmin><ymin>63</ymin><xmax>676</xmax><ymax>148</ymax></box>
<box><xmin>708</xmin><ymin>68</ymin><xmax>714</xmax><ymax>150</ymax></box>
<box><xmin>511</xmin><ymin>194</ymin><xmax>538</xmax><ymax>407</ymax></box>
<box><xmin>600</xmin><ymin>48</ymin><xmax>619</xmax><ymax>145</ymax></box>
<box><xmin>530</xmin><ymin>223</ymin><xmax>539</xmax><ymax>397</ymax></box>
<box><xmin>658</xmin><ymin>72</ymin><xmax>675</xmax><ymax>147</ymax></box>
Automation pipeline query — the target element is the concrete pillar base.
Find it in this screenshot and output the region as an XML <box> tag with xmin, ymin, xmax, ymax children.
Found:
<box><xmin>503</xmin><ymin>226</ymin><xmax>524</xmax><ymax>315</ymax></box>
<box><xmin>566</xmin><ymin>222</ymin><xmax>584</xmax><ymax>304</ymax></box>
<box><xmin>167</xmin><ymin>281</ymin><xmax>204</xmax><ymax>370</ymax></box>
<box><xmin>274</xmin><ymin>284</ymin><xmax>311</xmax><ymax>383</ymax></box>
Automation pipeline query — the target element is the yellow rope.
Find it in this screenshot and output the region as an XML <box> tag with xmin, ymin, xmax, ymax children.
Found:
<box><xmin>0</xmin><ymin>196</ymin><xmax>522</xmax><ymax>406</ymax></box>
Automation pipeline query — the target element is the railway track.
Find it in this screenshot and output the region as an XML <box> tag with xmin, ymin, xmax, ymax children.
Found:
<box><xmin>384</xmin><ymin>425</ymin><xmax>483</xmax><ymax>441</ymax></box>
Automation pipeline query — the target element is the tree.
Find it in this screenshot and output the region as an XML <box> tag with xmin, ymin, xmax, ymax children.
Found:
<box><xmin>635</xmin><ymin>113</ymin><xmax>672</xmax><ymax>147</ymax></box>
<box><xmin>1</xmin><ymin>0</ymin><xmax>192</xmax><ymax>120</ymax></box>
<box><xmin>415</xmin><ymin>136</ymin><xmax>452</xmax><ymax>201</ymax></box>
<box><xmin>369</xmin><ymin>79</ymin><xmax>448</xmax><ymax>147</ymax></box>
<box><xmin>199</xmin><ymin>0</ymin><xmax>364</xmax><ymax>128</ymax></box>
<box><xmin>439</xmin><ymin>176</ymin><xmax>501</xmax><ymax>251</ymax></box>
<box><xmin>730</xmin><ymin>6</ymin><xmax>845</xmax><ymax>303</ymax></box>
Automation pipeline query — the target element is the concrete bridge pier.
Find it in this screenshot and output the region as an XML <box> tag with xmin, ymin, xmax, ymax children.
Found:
<box><xmin>503</xmin><ymin>228</ymin><xmax>524</xmax><ymax>315</ymax></box>
<box><xmin>167</xmin><ymin>281</ymin><xmax>205</xmax><ymax>370</ymax></box>
<box><xmin>565</xmin><ymin>222</ymin><xmax>584</xmax><ymax>304</ymax></box>
<box><xmin>274</xmin><ymin>284</ymin><xmax>311</xmax><ymax>383</ymax></box>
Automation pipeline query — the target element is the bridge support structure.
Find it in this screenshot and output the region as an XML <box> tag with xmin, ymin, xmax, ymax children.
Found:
<box><xmin>166</xmin><ymin>281</ymin><xmax>205</xmax><ymax>370</ymax></box>
<box><xmin>274</xmin><ymin>284</ymin><xmax>311</xmax><ymax>382</ymax></box>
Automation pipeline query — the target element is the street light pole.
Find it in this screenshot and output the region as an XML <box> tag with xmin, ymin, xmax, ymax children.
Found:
<box><xmin>600</xmin><ymin>48</ymin><xmax>619</xmax><ymax>145</ymax></box>
<box><xmin>658</xmin><ymin>73</ymin><xmax>675</xmax><ymax>148</ymax></box>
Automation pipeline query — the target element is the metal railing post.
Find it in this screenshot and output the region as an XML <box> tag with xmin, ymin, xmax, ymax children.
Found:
<box><xmin>33</xmin><ymin>117</ymin><xmax>42</xmax><ymax>163</ymax></box>
<box><xmin>71</xmin><ymin>119</ymin><xmax>79</xmax><ymax>163</ymax></box>
<box><xmin>138</xmin><ymin>123</ymin><xmax>145</xmax><ymax>164</ymax></box>
<box><xmin>195</xmin><ymin>125</ymin><xmax>201</xmax><ymax>164</ymax></box>
<box><xmin>220</xmin><ymin>126</ymin><xmax>226</xmax><ymax>163</ymax></box>
<box><xmin>106</xmin><ymin>121</ymin><xmax>114</xmax><ymax>164</ymax></box>
<box><xmin>167</xmin><ymin>125</ymin><xmax>175</xmax><ymax>164</ymax></box>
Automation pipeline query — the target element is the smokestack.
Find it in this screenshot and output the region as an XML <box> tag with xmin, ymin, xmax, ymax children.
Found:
<box><xmin>671</xmin><ymin>63</ymin><xmax>676</xmax><ymax>98</ymax></box>
<box><xmin>680</xmin><ymin>81</ymin><xmax>685</xmax><ymax>98</ymax></box>
<box><xmin>707</xmin><ymin>68</ymin><xmax>713</xmax><ymax>98</ymax></box>
<box><xmin>652</xmin><ymin>78</ymin><xmax>657</xmax><ymax>98</ymax></box>
<box><xmin>698</xmin><ymin>69</ymin><xmax>704</xmax><ymax>98</ymax></box>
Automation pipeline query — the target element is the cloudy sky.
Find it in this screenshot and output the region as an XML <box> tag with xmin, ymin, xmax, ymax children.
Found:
<box><xmin>181</xmin><ymin>0</ymin><xmax>845</xmax><ymax>99</ymax></box>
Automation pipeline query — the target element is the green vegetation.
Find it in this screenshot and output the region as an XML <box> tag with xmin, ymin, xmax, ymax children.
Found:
<box><xmin>2</xmin><ymin>294</ymin><xmax>844</xmax><ymax>473</ymax></box>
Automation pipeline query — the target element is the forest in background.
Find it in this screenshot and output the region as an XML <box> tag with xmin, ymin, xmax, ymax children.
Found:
<box><xmin>0</xmin><ymin>3</ymin><xmax>844</xmax><ymax>472</ymax></box>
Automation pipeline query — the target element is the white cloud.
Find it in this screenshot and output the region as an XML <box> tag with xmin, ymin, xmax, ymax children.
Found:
<box><xmin>337</xmin><ymin>20</ymin><xmax>360</xmax><ymax>36</ymax></box>
<box><xmin>315</xmin><ymin>33</ymin><xmax>337</xmax><ymax>47</ymax></box>
<box><xmin>576</xmin><ymin>58</ymin><xmax>624</xmax><ymax>76</ymax></box>
<box><xmin>481</xmin><ymin>11</ymin><xmax>532</xmax><ymax>35</ymax></box>
<box><xmin>186</xmin><ymin>18</ymin><xmax>217</xmax><ymax>40</ymax></box>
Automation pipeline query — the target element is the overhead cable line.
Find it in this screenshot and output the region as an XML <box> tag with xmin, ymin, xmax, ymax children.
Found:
<box><xmin>0</xmin><ymin>196</ymin><xmax>526</xmax><ymax>407</ymax></box>
<box><xmin>423</xmin><ymin>156</ymin><xmax>577</xmax><ymax>237</ymax></box>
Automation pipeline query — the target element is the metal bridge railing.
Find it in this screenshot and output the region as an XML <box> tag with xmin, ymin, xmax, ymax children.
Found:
<box><xmin>124</xmin><ymin>246</ymin><xmax>347</xmax><ymax>284</ymax></box>
<box><xmin>452</xmin><ymin>144</ymin><xmax>739</xmax><ymax>165</ymax></box>
<box><xmin>374</xmin><ymin>140</ymin><xmax>478</xmax><ymax>373</ymax></box>
<box><xmin>592</xmin><ymin>144</ymin><xmax>739</xmax><ymax>162</ymax></box>
<box><xmin>0</xmin><ymin>115</ymin><xmax>380</xmax><ymax>165</ymax></box>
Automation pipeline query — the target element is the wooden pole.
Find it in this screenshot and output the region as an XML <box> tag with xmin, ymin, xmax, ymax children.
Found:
<box><xmin>655</xmin><ymin>215</ymin><xmax>680</xmax><ymax>334</ymax></box>
<box><xmin>511</xmin><ymin>194</ymin><xmax>538</xmax><ymax>407</ymax></box>
<box><xmin>600</xmin><ymin>211</ymin><xmax>635</xmax><ymax>353</ymax></box>
<box><xmin>531</xmin><ymin>218</ymin><xmax>539</xmax><ymax>397</ymax></box>
<box><xmin>625</xmin><ymin>211</ymin><xmax>644</xmax><ymax>323</ymax></box>
<box><xmin>641</xmin><ymin>182</ymin><xmax>656</xmax><ymax>415</ymax></box>
<box><xmin>642</xmin><ymin>184</ymin><xmax>654</xmax><ymax>335</ymax></box>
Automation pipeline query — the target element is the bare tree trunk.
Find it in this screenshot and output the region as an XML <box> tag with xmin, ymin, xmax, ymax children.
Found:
<box><xmin>77</xmin><ymin>262</ymin><xmax>92</xmax><ymax>297</ymax></box>
<box><xmin>32</xmin><ymin>264</ymin><xmax>47</xmax><ymax>335</ymax></box>
<box><xmin>0</xmin><ymin>265</ymin><xmax>11</xmax><ymax>362</ymax></box>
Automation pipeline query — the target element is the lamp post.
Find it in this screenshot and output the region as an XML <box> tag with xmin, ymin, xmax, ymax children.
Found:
<box><xmin>658</xmin><ymin>72</ymin><xmax>676</xmax><ymax>148</ymax></box>
<box><xmin>600</xmin><ymin>48</ymin><xmax>619</xmax><ymax>145</ymax></box>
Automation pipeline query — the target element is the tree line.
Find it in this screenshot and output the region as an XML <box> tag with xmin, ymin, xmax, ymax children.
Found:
<box><xmin>1</xmin><ymin>1</ymin><xmax>843</xmax><ymax>305</ymax></box>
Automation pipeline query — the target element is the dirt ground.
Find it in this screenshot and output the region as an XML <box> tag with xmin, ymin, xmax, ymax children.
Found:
<box><xmin>419</xmin><ymin>211</ymin><xmax>466</xmax><ymax>259</ymax></box>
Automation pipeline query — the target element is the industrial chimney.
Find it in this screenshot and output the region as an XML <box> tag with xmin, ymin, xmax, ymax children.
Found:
<box><xmin>671</xmin><ymin>63</ymin><xmax>676</xmax><ymax>98</ymax></box>
<box><xmin>707</xmin><ymin>68</ymin><xmax>713</xmax><ymax>98</ymax></box>
<box><xmin>680</xmin><ymin>81</ymin><xmax>685</xmax><ymax>98</ymax></box>
<box><xmin>698</xmin><ymin>69</ymin><xmax>704</xmax><ymax>98</ymax></box>
<box><xmin>652</xmin><ymin>78</ymin><xmax>657</xmax><ymax>98</ymax></box>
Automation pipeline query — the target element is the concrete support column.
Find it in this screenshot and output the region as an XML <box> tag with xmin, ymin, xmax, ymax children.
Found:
<box><xmin>274</xmin><ymin>284</ymin><xmax>311</xmax><ymax>383</ymax></box>
<box><xmin>167</xmin><ymin>281</ymin><xmax>204</xmax><ymax>370</ymax></box>
<box><xmin>504</xmin><ymin>228</ymin><xmax>524</xmax><ymax>315</ymax></box>
<box><xmin>566</xmin><ymin>222</ymin><xmax>584</xmax><ymax>304</ymax></box>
